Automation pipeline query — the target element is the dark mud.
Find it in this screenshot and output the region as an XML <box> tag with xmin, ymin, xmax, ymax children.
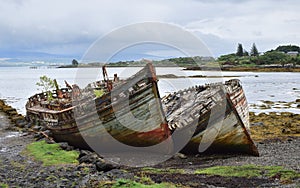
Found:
<box><xmin>148</xmin><ymin>173</ymin><xmax>271</xmax><ymax>188</ymax></box>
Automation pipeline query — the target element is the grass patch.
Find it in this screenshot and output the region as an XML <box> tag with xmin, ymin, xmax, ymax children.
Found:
<box><xmin>111</xmin><ymin>179</ymin><xmax>175</xmax><ymax>188</ymax></box>
<box><xmin>195</xmin><ymin>165</ymin><xmax>261</xmax><ymax>178</ymax></box>
<box><xmin>195</xmin><ymin>165</ymin><xmax>300</xmax><ymax>181</ymax></box>
<box><xmin>265</xmin><ymin>166</ymin><xmax>300</xmax><ymax>181</ymax></box>
<box><xmin>24</xmin><ymin>140</ymin><xmax>79</xmax><ymax>166</ymax></box>
<box><xmin>141</xmin><ymin>167</ymin><xmax>185</xmax><ymax>174</ymax></box>
<box><xmin>0</xmin><ymin>183</ymin><xmax>8</xmax><ymax>188</ymax></box>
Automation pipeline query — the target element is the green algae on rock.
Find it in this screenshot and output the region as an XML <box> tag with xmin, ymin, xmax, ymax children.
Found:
<box><xmin>250</xmin><ymin>112</ymin><xmax>300</xmax><ymax>141</ymax></box>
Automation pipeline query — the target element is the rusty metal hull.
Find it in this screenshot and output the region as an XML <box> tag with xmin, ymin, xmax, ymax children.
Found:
<box><xmin>162</xmin><ymin>79</ymin><xmax>259</xmax><ymax>156</ymax></box>
<box><xmin>26</xmin><ymin>63</ymin><xmax>170</xmax><ymax>150</ymax></box>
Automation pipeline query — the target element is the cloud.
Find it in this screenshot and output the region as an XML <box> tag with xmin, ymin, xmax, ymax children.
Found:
<box><xmin>82</xmin><ymin>22</ymin><xmax>212</xmax><ymax>62</ymax></box>
<box><xmin>182</xmin><ymin>0</ymin><xmax>300</xmax><ymax>54</ymax></box>
<box><xmin>0</xmin><ymin>0</ymin><xmax>299</xmax><ymax>59</ymax></box>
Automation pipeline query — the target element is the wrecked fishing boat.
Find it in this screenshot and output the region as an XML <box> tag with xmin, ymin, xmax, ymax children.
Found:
<box><xmin>26</xmin><ymin>63</ymin><xmax>258</xmax><ymax>156</ymax></box>
<box><xmin>162</xmin><ymin>79</ymin><xmax>258</xmax><ymax>156</ymax></box>
<box><xmin>26</xmin><ymin>63</ymin><xmax>170</xmax><ymax>150</ymax></box>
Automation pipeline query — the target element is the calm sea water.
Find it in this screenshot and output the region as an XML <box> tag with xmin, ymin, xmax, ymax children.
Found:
<box><xmin>0</xmin><ymin>67</ymin><xmax>299</xmax><ymax>115</ymax></box>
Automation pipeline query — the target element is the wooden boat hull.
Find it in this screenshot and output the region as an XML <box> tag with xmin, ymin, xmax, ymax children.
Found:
<box><xmin>162</xmin><ymin>79</ymin><xmax>259</xmax><ymax>156</ymax></box>
<box><xmin>26</xmin><ymin>63</ymin><xmax>170</xmax><ymax>151</ymax></box>
<box><xmin>181</xmin><ymin>97</ymin><xmax>258</xmax><ymax>155</ymax></box>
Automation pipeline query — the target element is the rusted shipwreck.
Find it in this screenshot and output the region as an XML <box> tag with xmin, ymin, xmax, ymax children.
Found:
<box><xmin>26</xmin><ymin>63</ymin><xmax>258</xmax><ymax>156</ymax></box>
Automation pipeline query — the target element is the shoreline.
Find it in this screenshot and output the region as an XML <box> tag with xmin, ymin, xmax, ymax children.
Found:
<box><xmin>184</xmin><ymin>66</ymin><xmax>300</xmax><ymax>72</ymax></box>
<box><xmin>56</xmin><ymin>64</ymin><xmax>300</xmax><ymax>72</ymax></box>
<box><xmin>222</xmin><ymin>67</ymin><xmax>300</xmax><ymax>72</ymax></box>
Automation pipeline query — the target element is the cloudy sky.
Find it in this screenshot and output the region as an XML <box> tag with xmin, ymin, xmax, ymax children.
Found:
<box><xmin>0</xmin><ymin>0</ymin><xmax>299</xmax><ymax>62</ymax></box>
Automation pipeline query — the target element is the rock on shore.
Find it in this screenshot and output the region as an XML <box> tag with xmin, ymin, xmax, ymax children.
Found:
<box><xmin>0</xmin><ymin>99</ymin><xmax>28</xmax><ymax>129</ymax></box>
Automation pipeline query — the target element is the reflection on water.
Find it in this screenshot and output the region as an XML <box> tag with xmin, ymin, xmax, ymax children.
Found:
<box><xmin>0</xmin><ymin>67</ymin><xmax>299</xmax><ymax>114</ymax></box>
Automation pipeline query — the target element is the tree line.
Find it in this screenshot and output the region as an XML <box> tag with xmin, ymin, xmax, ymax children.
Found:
<box><xmin>236</xmin><ymin>43</ymin><xmax>259</xmax><ymax>57</ymax></box>
<box><xmin>218</xmin><ymin>44</ymin><xmax>300</xmax><ymax>67</ymax></box>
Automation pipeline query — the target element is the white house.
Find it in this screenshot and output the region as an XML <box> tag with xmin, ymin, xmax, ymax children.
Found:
<box><xmin>287</xmin><ymin>51</ymin><xmax>299</xmax><ymax>57</ymax></box>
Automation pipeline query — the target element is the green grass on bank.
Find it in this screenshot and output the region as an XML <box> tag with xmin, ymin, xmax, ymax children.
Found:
<box><xmin>111</xmin><ymin>179</ymin><xmax>175</xmax><ymax>188</ymax></box>
<box><xmin>141</xmin><ymin>167</ymin><xmax>185</xmax><ymax>174</ymax></box>
<box><xmin>0</xmin><ymin>183</ymin><xmax>8</xmax><ymax>188</ymax></box>
<box><xmin>96</xmin><ymin>174</ymin><xmax>177</xmax><ymax>188</ymax></box>
<box><xmin>195</xmin><ymin>165</ymin><xmax>300</xmax><ymax>181</ymax></box>
<box><xmin>23</xmin><ymin>140</ymin><xmax>79</xmax><ymax>166</ymax></box>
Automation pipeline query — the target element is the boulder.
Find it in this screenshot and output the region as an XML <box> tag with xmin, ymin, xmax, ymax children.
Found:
<box><xmin>79</xmin><ymin>150</ymin><xmax>92</xmax><ymax>158</ymax></box>
<box><xmin>78</xmin><ymin>153</ymin><xmax>99</xmax><ymax>164</ymax></box>
<box><xmin>95</xmin><ymin>160</ymin><xmax>116</xmax><ymax>172</ymax></box>
<box><xmin>58</xmin><ymin>142</ymin><xmax>74</xmax><ymax>151</ymax></box>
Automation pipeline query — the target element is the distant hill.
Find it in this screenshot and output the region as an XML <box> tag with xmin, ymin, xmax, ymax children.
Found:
<box><xmin>0</xmin><ymin>50</ymin><xmax>79</xmax><ymax>59</ymax></box>
<box><xmin>0</xmin><ymin>50</ymin><xmax>79</xmax><ymax>67</ymax></box>
<box><xmin>58</xmin><ymin>56</ymin><xmax>215</xmax><ymax>68</ymax></box>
